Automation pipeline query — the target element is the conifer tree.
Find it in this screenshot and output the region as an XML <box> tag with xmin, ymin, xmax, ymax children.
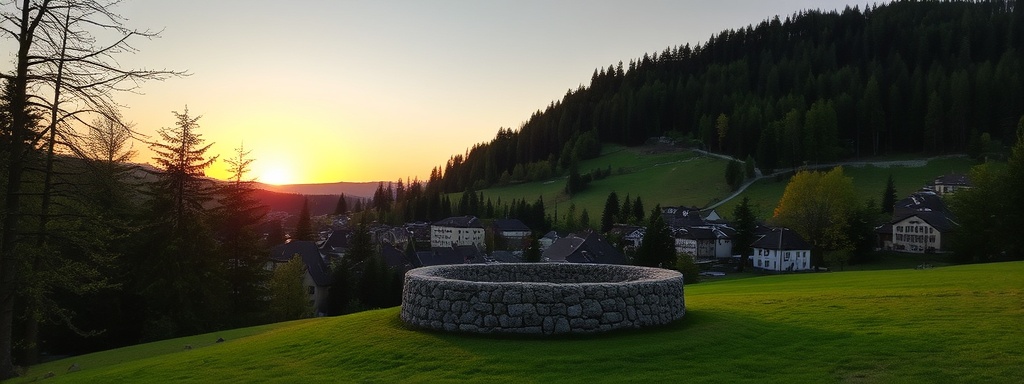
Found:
<box><xmin>524</xmin><ymin>236</ymin><xmax>542</xmax><ymax>263</ymax></box>
<box><xmin>632</xmin><ymin>196</ymin><xmax>645</xmax><ymax>224</ymax></box>
<box><xmin>217</xmin><ymin>144</ymin><xmax>270</xmax><ymax>326</ymax></box>
<box><xmin>334</xmin><ymin>194</ymin><xmax>348</xmax><ymax>215</ymax></box>
<box><xmin>881</xmin><ymin>174</ymin><xmax>897</xmax><ymax>214</ymax></box>
<box><xmin>731</xmin><ymin>197</ymin><xmax>757</xmax><ymax>272</ymax></box>
<box><xmin>295</xmin><ymin>198</ymin><xmax>315</xmax><ymax>241</ymax></box>
<box><xmin>138</xmin><ymin>107</ymin><xmax>226</xmax><ymax>340</ymax></box>
<box><xmin>601</xmin><ymin>192</ymin><xmax>620</xmax><ymax>232</ymax></box>
<box><xmin>636</xmin><ymin>205</ymin><xmax>676</xmax><ymax>268</ymax></box>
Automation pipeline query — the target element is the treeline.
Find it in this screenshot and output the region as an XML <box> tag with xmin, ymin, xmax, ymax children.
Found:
<box><xmin>429</xmin><ymin>0</ymin><xmax>1024</xmax><ymax>192</ymax></box>
<box><xmin>355</xmin><ymin>181</ymin><xmax>552</xmax><ymax>234</ymax></box>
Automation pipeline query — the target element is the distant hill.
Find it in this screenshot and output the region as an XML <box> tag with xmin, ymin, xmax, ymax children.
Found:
<box><xmin>254</xmin><ymin>181</ymin><xmax>379</xmax><ymax>199</ymax></box>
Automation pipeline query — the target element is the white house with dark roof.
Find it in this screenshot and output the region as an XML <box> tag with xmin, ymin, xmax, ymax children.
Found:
<box><xmin>674</xmin><ymin>225</ymin><xmax>735</xmax><ymax>260</ymax></box>
<box><xmin>891</xmin><ymin>212</ymin><xmax>957</xmax><ymax>253</ymax></box>
<box><xmin>750</xmin><ymin>228</ymin><xmax>812</xmax><ymax>272</ymax></box>
<box><xmin>930</xmin><ymin>173</ymin><xmax>972</xmax><ymax>196</ymax></box>
<box><xmin>431</xmin><ymin>216</ymin><xmax>485</xmax><ymax>249</ymax></box>
<box><xmin>883</xmin><ymin>189</ymin><xmax>959</xmax><ymax>253</ymax></box>
<box><xmin>492</xmin><ymin>218</ymin><xmax>532</xmax><ymax>250</ymax></box>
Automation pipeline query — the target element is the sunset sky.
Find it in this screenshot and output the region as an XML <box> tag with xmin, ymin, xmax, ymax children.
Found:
<box><xmin>107</xmin><ymin>0</ymin><xmax>856</xmax><ymax>184</ymax></box>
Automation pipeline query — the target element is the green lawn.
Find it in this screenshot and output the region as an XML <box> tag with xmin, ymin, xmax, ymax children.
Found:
<box><xmin>15</xmin><ymin>262</ymin><xmax>1023</xmax><ymax>383</ymax></box>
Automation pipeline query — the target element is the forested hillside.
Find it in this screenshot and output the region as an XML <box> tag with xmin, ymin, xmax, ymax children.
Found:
<box><xmin>433</xmin><ymin>0</ymin><xmax>1024</xmax><ymax>192</ymax></box>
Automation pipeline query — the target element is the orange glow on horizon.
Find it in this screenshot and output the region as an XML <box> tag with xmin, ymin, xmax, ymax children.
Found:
<box><xmin>258</xmin><ymin>165</ymin><xmax>292</xmax><ymax>185</ymax></box>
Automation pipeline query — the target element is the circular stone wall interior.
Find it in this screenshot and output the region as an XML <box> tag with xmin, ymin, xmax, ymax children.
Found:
<box><xmin>400</xmin><ymin>263</ymin><xmax>685</xmax><ymax>335</ymax></box>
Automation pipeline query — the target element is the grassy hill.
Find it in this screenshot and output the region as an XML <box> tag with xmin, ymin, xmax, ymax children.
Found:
<box><xmin>475</xmin><ymin>145</ymin><xmax>977</xmax><ymax>223</ymax></box>
<box><xmin>481</xmin><ymin>145</ymin><xmax>732</xmax><ymax>219</ymax></box>
<box><xmin>14</xmin><ymin>262</ymin><xmax>1023</xmax><ymax>383</ymax></box>
<box><xmin>716</xmin><ymin>156</ymin><xmax>978</xmax><ymax>220</ymax></box>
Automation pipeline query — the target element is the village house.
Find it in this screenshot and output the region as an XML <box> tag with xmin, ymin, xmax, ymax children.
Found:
<box><xmin>430</xmin><ymin>216</ymin><xmax>485</xmax><ymax>249</ymax></box>
<box><xmin>415</xmin><ymin>245</ymin><xmax>485</xmax><ymax>266</ymax></box>
<box><xmin>879</xmin><ymin>189</ymin><xmax>959</xmax><ymax>253</ymax></box>
<box><xmin>491</xmin><ymin>218</ymin><xmax>532</xmax><ymax>250</ymax></box>
<box><xmin>891</xmin><ymin>212</ymin><xmax>957</xmax><ymax>253</ymax></box>
<box><xmin>750</xmin><ymin>228</ymin><xmax>813</xmax><ymax>272</ymax></box>
<box><xmin>538</xmin><ymin>230</ymin><xmax>562</xmax><ymax>251</ymax></box>
<box><xmin>608</xmin><ymin>224</ymin><xmax>645</xmax><ymax>248</ymax></box>
<box><xmin>930</xmin><ymin>173</ymin><xmax>972</xmax><ymax>196</ymax></box>
<box><xmin>673</xmin><ymin>225</ymin><xmax>735</xmax><ymax>261</ymax></box>
<box><xmin>542</xmin><ymin>231</ymin><xmax>627</xmax><ymax>265</ymax></box>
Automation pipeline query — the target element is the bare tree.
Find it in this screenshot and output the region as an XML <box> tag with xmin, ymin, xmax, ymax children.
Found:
<box><xmin>0</xmin><ymin>0</ymin><xmax>182</xmax><ymax>376</ymax></box>
<box><xmin>83</xmin><ymin>114</ymin><xmax>135</xmax><ymax>163</ymax></box>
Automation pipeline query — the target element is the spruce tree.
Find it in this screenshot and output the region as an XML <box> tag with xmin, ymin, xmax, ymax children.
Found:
<box><xmin>636</xmin><ymin>205</ymin><xmax>676</xmax><ymax>268</ymax></box>
<box><xmin>524</xmin><ymin>236</ymin><xmax>542</xmax><ymax>262</ymax></box>
<box><xmin>881</xmin><ymin>174</ymin><xmax>897</xmax><ymax>214</ymax></box>
<box><xmin>295</xmin><ymin>198</ymin><xmax>315</xmax><ymax>241</ymax></box>
<box><xmin>334</xmin><ymin>194</ymin><xmax>348</xmax><ymax>215</ymax></box>
<box><xmin>632</xmin><ymin>196</ymin><xmax>645</xmax><ymax>224</ymax></box>
<box><xmin>600</xmin><ymin>192</ymin><xmax>620</xmax><ymax>232</ymax></box>
<box><xmin>217</xmin><ymin>144</ymin><xmax>270</xmax><ymax>326</ymax></box>
<box><xmin>731</xmin><ymin>197</ymin><xmax>757</xmax><ymax>272</ymax></box>
<box><xmin>141</xmin><ymin>107</ymin><xmax>226</xmax><ymax>340</ymax></box>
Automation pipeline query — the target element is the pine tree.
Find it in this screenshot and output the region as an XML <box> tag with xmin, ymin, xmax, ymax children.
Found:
<box><xmin>148</xmin><ymin>107</ymin><xmax>219</xmax><ymax>229</ymax></box>
<box><xmin>601</xmin><ymin>192</ymin><xmax>620</xmax><ymax>232</ymax></box>
<box><xmin>217</xmin><ymin>144</ymin><xmax>270</xmax><ymax>326</ymax></box>
<box><xmin>334</xmin><ymin>194</ymin><xmax>348</xmax><ymax>215</ymax></box>
<box><xmin>881</xmin><ymin>174</ymin><xmax>897</xmax><ymax>214</ymax></box>
<box><xmin>731</xmin><ymin>197</ymin><xmax>757</xmax><ymax>272</ymax></box>
<box><xmin>579</xmin><ymin>208</ymin><xmax>592</xmax><ymax>230</ymax></box>
<box><xmin>636</xmin><ymin>205</ymin><xmax>676</xmax><ymax>268</ymax></box>
<box><xmin>725</xmin><ymin>159</ymin><xmax>743</xmax><ymax>190</ymax></box>
<box><xmin>138</xmin><ymin>106</ymin><xmax>227</xmax><ymax>340</ymax></box>
<box><xmin>619</xmin><ymin>195</ymin><xmax>633</xmax><ymax>224</ymax></box>
<box><xmin>632</xmin><ymin>196</ymin><xmax>645</xmax><ymax>224</ymax></box>
<box><xmin>524</xmin><ymin>236</ymin><xmax>542</xmax><ymax>262</ymax></box>
<box><xmin>295</xmin><ymin>198</ymin><xmax>315</xmax><ymax>241</ymax></box>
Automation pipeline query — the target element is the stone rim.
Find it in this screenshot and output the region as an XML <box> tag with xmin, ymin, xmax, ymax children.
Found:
<box><xmin>400</xmin><ymin>263</ymin><xmax>685</xmax><ymax>335</ymax></box>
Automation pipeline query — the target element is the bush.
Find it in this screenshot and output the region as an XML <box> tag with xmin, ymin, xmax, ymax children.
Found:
<box><xmin>676</xmin><ymin>253</ymin><xmax>701</xmax><ymax>285</ymax></box>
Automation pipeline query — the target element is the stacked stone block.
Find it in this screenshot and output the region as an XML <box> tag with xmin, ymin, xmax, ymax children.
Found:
<box><xmin>400</xmin><ymin>263</ymin><xmax>685</xmax><ymax>335</ymax></box>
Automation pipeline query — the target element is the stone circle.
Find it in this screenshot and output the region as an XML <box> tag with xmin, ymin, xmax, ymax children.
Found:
<box><xmin>400</xmin><ymin>263</ymin><xmax>685</xmax><ymax>335</ymax></box>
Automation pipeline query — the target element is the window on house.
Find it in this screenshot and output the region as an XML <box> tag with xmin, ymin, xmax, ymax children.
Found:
<box><xmin>307</xmin><ymin>286</ymin><xmax>315</xmax><ymax>295</ymax></box>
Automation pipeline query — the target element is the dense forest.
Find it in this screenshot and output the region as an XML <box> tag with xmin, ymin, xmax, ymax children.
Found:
<box><xmin>432</xmin><ymin>0</ymin><xmax>1024</xmax><ymax>192</ymax></box>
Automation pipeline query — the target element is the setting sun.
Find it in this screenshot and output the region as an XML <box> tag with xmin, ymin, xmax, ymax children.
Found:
<box><xmin>259</xmin><ymin>166</ymin><xmax>292</xmax><ymax>185</ymax></box>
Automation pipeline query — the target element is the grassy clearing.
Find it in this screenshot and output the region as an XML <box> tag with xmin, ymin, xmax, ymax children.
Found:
<box><xmin>16</xmin><ymin>262</ymin><xmax>1023</xmax><ymax>383</ymax></box>
<box><xmin>481</xmin><ymin>146</ymin><xmax>730</xmax><ymax>220</ymax></box>
<box><xmin>716</xmin><ymin>157</ymin><xmax>978</xmax><ymax>219</ymax></box>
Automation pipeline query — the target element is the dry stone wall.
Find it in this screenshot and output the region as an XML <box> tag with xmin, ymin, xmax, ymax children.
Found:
<box><xmin>400</xmin><ymin>263</ymin><xmax>685</xmax><ymax>335</ymax></box>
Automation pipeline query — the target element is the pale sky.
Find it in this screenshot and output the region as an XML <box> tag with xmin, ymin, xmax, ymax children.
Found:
<box><xmin>91</xmin><ymin>0</ymin><xmax>857</xmax><ymax>183</ymax></box>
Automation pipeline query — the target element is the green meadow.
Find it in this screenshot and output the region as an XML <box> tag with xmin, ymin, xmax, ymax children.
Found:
<box><xmin>471</xmin><ymin>145</ymin><xmax>979</xmax><ymax>223</ymax></box>
<box><xmin>15</xmin><ymin>262</ymin><xmax>1023</xmax><ymax>383</ymax></box>
<box><xmin>715</xmin><ymin>156</ymin><xmax>977</xmax><ymax>219</ymax></box>
<box><xmin>480</xmin><ymin>145</ymin><xmax>732</xmax><ymax>219</ymax></box>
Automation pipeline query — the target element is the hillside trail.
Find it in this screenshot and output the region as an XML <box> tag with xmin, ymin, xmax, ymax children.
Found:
<box><xmin>695</xmin><ymin>149</ymin><xmax>967</xmax><ymax>212</ymax></box>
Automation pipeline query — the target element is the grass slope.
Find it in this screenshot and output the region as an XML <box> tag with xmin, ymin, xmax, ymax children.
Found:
<box><xmin>715</xmin><ymin>157</ymin><xmax>977</xmax><ymax>219</ymax></box>
<box><xmin>481</xmin><ymin>146</ymin><xmax>731</xmax><ymax>219</ymax></box>
<box><xmin>16</xmin><ymin>262</ymin><xmax>1023</xmax><ymax>383</ymax></box>
<box><xmin>476</xmin><ymin>145</ymin><xmax>978</xmax><ymax>223</ymax></box>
